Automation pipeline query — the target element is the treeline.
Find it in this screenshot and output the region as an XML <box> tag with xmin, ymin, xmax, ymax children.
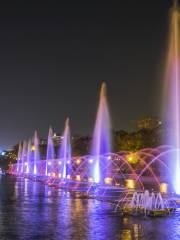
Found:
<box><xmin>2</xmin><ymin>124</ymin><xmax>167</xmax><ymax>172</ymax></box>
<box><xmin>113</xmin><ymin>127</ymin><xmax>164</xmax><ymax>152</ymax></box>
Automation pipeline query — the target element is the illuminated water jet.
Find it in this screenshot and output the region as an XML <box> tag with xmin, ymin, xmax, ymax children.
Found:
<box><xmin>58</xmin><ymin>118</ymin><xmax>71</xmax><ymax>179</ymax></box>
<box><xmin>33</xmin><ymin>131</ymin><xmax>40</xmax><ymax>175</ymax></box>
<box><xmin>21</xmin><ymin>140</ymin><xmax>27</xmax><ymax>174</ymax></box>
<box><xmin>46</xmin><ymin>127</ymin><xmax>55</xmax><ymax>176</ymax></box>
<box><xmin>16</xmin><ymin>142</ymin><xmax>22</xmax><ymax>173</ymax></box>
<box><xmin>91</xmin><ymin>82</ymin><xmax>111</xmax><ymax>183</ymax></box>
<box><xmin>164</xmin><ymin>1</ymin><xmax>180</xmax><ymax>194</ymax></box>
<box><xmin>26</xmin><ymin>139</ymin><xmax>32</xmax><ymax>174</ymax></box>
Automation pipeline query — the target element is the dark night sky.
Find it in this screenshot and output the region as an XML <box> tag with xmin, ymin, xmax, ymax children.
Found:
<box><xmin>0</xmin><ymin>0</ymin><xmax>173</xmax><ymax>149</ymax></box>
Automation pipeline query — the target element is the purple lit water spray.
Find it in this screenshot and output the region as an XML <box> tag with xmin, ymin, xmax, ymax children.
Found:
<box><xmin>26</xmin><ymin>139</ymin><xmax>32</xmax><ymax>174</ymax></box>
<box><xmin>16</xmin><ymin>142</ymin><xmax>22</xmax><ymax>173</ymax></box>
<box><xmin>21</xmin><ymin>140</ymin><xmax>27</xmax><ymax>173</ymax></box>
<box><xmin>91</xmin><ymin>83</ymin><xmax>111</xmax><ymax>184</ymax></box>
<box><xmin>165</xmin><ymin>1</ymin><xmax>180</xmax><ymax>194</ymax></box>
<box><xmin>46</xmin><ymin>127</ymin><xmax>55</xmax><ymax>176</ymax></box>
<box><xmin>33</xmin><ymin>131</ymin><xmax>40</xmax><ymax>175</ymax></box>
<box><xmin>58</xmin><ymin>118</ymin><xmax>71</xmax><ymax>179</ymax></box>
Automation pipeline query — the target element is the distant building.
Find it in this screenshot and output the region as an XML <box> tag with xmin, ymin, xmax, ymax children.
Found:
<box><xmin>40</xmin><ymin>139</ymin><xmax>47</xmax><ymax>145</ymax></box>
<box><xmin>39</xmin><ymin>133</ymin><xmax>63</xmax><ymax>147</ymax></box>
<box><xmin>52</xmin><ymin>133</ymin><xmax>63</xmax><ymax>146</ymax></box>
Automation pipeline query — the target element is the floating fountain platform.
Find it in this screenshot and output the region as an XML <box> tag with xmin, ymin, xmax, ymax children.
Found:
<box><xmin>118</xmin><ymin>207</ymin><xmax>176</xmax><ymax>217</ymax></box>
<box><xmin>115</xmin><ymin>190</ymin><xmax>177</xmax><ymax>217</ymax></box>
<box><xmin>148</xmin><ymin>208</ymin><xmax>175</xmax><ymax>217</ymax></box>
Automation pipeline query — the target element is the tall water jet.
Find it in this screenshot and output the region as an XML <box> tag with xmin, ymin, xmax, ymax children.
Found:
<box><xmin>46</xmin><ymin>127</ymin><xmax>55</xmax><ymax>176</ymax></box>
<box><xmin>164</xmin><ymin>0</ymin><xmax>180</xmax><ymax>194</ymax></box>
<box><xmin>33</xmin><ymin>131</ymin><xmax>40</xmax><ymax>175</ymax></box>
<box><xmin>21</xmin><ymin>140</ymin><xmax>27</xmax><ymax>173</ymax></box>
<box><xmin>58</xmin><ymin>118</ymin><xmax>71</xmax><ymax>179</ymax></box>
<box><xmin>91</xmin><ymin>82</ymin><xmax>111</xmax><ymax>184</ymax></box>
<box><xmin>26</xmin><ymin>139</ymin><xmax>32</xmax><ymax>174</ymax></box>
<box><xmin>16</xmin><ymin>142</ymin><xmax>22</xmax><ymax>173</ymax></box>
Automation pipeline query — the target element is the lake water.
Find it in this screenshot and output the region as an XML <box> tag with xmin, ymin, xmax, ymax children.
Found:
<box><xmin>0</xmin><ymin>175</ymin><xmax>179</xmax><ymax>240</ymax></box>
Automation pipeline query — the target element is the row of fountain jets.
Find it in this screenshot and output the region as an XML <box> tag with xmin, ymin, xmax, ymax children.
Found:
<box><xmin>15</xmin><ymin>82</ymin><xmax>110</xmax><ymax>183</ymax></box>
<box><xmin>13</xmin><ymin>2</ymin><xmax>180</xmax><ymax>195</ymax></box>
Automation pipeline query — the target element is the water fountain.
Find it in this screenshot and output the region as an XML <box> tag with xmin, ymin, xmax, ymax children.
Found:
<box><xmin>46</xmin><ymin>127</ymin><xmax>55</xmax><ymax>176</ymax></box>
<box><xmin>58</xmin><ymin>118</ymin><xmax>71</xmax><ymax>180</ymax></box>
<box><xmin>126</xmin><ymin>190</ymin><xmax>175</xmax><ymax>216</ymax></box>
<box><xmin>7</xmin><ymin>2</ymin><xmax>180</xmax><ymax>220</ymax></box>
<box><xmin>164</xmin><ymin>0</ymin><xmax>180</xmax><ymax>195</ymax></box>
<box><xmin>7</xmin><ymin>1</ymin><xmax>180</xmax><ymax>207</ymax></box>
<box><xmin>33</xmin><ymin>131</ymin><xmax>40</xmax><ymax>175</ymax></box>
<box><xmin>16</xmin><ymin>142</ymin><xmax>22</xmax><ymax>174</ymax></box>
<box><xmin>21</xmin><ymin>140</ymin><xmax>27</xmax><ymax>174</ymax></box>
<box><xmin>26</xmin><ymin>139</ymin><xmax>32</xmax><ymax>174</ymax></box>
<box><xmin>91</xmin><ymin>82</ymin><xmax>111</xmax><ymax>184</ymax></box>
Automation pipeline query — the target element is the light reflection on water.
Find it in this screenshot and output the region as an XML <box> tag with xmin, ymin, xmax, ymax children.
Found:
<box><xmin>0</xmin><ymin>176</ymin><xmax>179</xmax><ymax>240</ymax></box>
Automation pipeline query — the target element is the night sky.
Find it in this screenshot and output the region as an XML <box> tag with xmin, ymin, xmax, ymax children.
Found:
<box><xmin>0</xmin><ymin>1</ymin><xmax>173</xmax><ymax>149</ymax></box>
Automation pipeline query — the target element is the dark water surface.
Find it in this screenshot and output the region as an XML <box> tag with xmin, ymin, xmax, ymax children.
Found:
<box><xmin>0</xmin><ymin>176</ymin><xmax>179</xmax><ymax>240</ymax></box>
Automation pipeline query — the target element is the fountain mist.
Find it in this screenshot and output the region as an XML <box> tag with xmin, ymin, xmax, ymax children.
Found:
<box><xmin>26</xmin><ymin>139</ymin><xmax>32</xmax><ymax>174</ymax></box>
<box><xmin>33</xmin><ymin>131</ymin><xmax>40</xmax><ymax>175</ymax></box>
<box><xmin>21</xmin><ymin>140</ymin><xmax>27</xmax><ymax>173</ymax></box>
<box><xmin>46</xmin><ymin>127</ymin><xmax>55</xmax><ymax>176</ymax></box>
<box><xmin>58</xmin><ymin>118</ymin><xmax>71</xmax><ymax>179</ymax></box>
<box><xmin>91</xmin><ymin>82</ymin><xmax>111</xmax><ymax>184</ymax></box>
<box><xmin>17</xmin><ymin>142</ymin><xmax>22</xmax><ymax>173</ymax></box>
<box><xmin>164</xmin><ymin>1</ymin><xmax>180</xmax><ymax>194</ymax></box>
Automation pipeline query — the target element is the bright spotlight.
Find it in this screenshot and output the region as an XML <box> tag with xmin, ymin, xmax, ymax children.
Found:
<box><xmin>31</xmin><ymin>145</ymin><xmax>36</xmax><ymax>151</ymax></box>
<box><xmin>76</xmin><ymin>175</ymin><xmax>81</xmax><ymax>181</ymax></box>
<box><xmin>89</xmin><ymin>159</ymin><xmax>94</xmax><ymax>164</ymax></box>
<box><xmin>104</xmin><ymin>177</ymin><xmax>112</xmax><ymax>185</ymax></box>
<box><xmin>126</xmin><ymin>153</ymin><xmax>138</xmax><ymax>164</ymax></box>
<box><xmin>88</xmin><ymin>177</ymin><xmax>94</xmax><ymax>183</ymax></box>
<box><xmin>1</xmin><ymin>151</ymin><xmax>5</xmax><ymax>156</ymax></box>
<box><xmin>76</xmin><ymin>159</ymin><xmax>81</xmax><ymax>165</ymax></box>
<box><xmin>160</xmin><ymin>183</ymin><xmax>168</xmax><ymax>194</ymax></box>
<box><xmin>126</xmin><ymin>179</ymin><xmax>135</xmax><ymax>189</ymax></box>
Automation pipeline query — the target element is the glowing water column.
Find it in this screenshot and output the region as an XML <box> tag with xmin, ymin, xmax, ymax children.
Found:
<box><xmin>16</xmin><ymin>142</ymin><xmax>22</xmax><ymax>174</ymax></box>
<box><xmin>21</xmin><ymin>140</ymin><xmax>27</xmax><ymax>174</ymax></box>
<box><xmin>91</xmin><ymin>83</ymin><xmax>111</xmax><ymax>184</ymax></box>
<box><xmin>165</xmin><ymin>1</ymin><xmax>180</xmax><ymax>194</ymax></box>
<box><xmin>26</xmin><ymin>139</ymin><xmax>32</xmax><ymax>174</ymax></box>
<box><xmin>46</xmin><ymin>127</ymin><xmax>55</xmax><ymax>176</ymax></box>
<box><xmin>58</xmin><ymin>118</ymin><xmax>71</xmax><ymax>179</ymax></box>
<box><xmin>33</xmin><ymin>131</ymin><xmax>40</xmax><ymax>175</ymax></box>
